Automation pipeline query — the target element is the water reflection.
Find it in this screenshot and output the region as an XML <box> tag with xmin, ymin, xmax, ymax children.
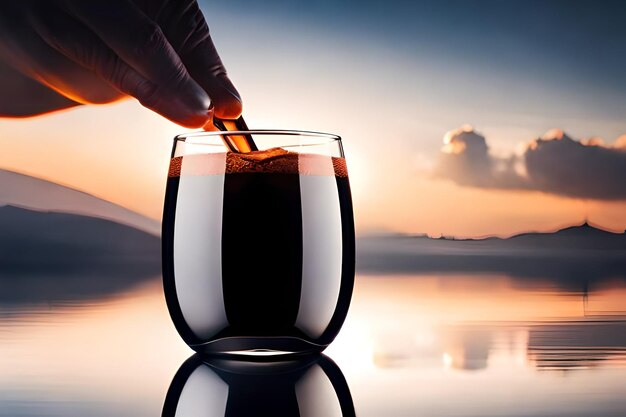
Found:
<box><xmin>0</xmin><ymin>268</ymin><xmax>159</xmax><ymax>308</ymax></box>
<box><xmin>360</xmin><ymin>275</ymin><xmax>626</xmax><ymax>374</ymax></box>
<box><xmin>1</xmin><ymin>273</ymin><xmax>626</xmax><ymax>417</ymax></box>
<box><xmin>162</xmin><ymin>354</ymin><xmax>355</xmax><ymax>417</ymax></box>
<box><xmin>527</xmin><ymin>322</ymin><xmax>626</xmax><ymax>371</ymax></box>
<box><xmin>432</xmin><ymin>322</ymin><xmax>626</xmax><ymax>372</ymax></box>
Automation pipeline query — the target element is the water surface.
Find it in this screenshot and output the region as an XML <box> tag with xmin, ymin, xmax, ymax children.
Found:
<box><xmin>1</xmin><ymin>273</ymin><xmax>625</xmax><ymax>416</ymax></box>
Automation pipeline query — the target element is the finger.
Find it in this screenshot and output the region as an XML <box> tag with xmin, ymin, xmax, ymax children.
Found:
<box><xmin>0</xmin><ymin>48</ymin><xmax>122</xmax><ymax>106</ymax></box>
<box><xmin>66</xmin><ymin>0</ymin><xmax>211</xmax><ymax>122</ymax></box>
<box><xmin>32</xmin><ymin>6</ymin><xmax>209</xmax><ymax>127</ymax></box>
<box><xmin>0</xmin><ymin>5</ymin><xmax>123</xmax><ymax>105</ymax></box>
<box><xmin>0</xmin><ymin>59</ymin><xmax>80</xmax><ymax>117</ymax></box>
<box><xmin>156</xmin><ymin>0</ymin><xmax>243</xmax><ymax>119</ymax></box>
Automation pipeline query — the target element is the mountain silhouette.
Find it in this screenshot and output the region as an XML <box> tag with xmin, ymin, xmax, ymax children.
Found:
<box><xmin>461</xmin><ymin>221</ymin><xmax>625</xmax><ymax>250</ymax></box>
<box><xmin>0</xmin><ymin>205</ymin><xmax>160</xmax><ymax>306</ymax></box>
<box><xmin>0</xmin><ymin>168</ymin><xmax>159</xmax><ymax>235</ymax></box>
<box><xmin>357</xmin><ymin>222</ymin><xmax>626</xmax><ymax>286</ymax></box>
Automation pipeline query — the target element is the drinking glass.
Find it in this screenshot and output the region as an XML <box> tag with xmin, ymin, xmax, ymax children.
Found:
<box><xmin>162</xmin><ymin>130</ymin><xmax>355</xmax><ymax>356</ymax></box>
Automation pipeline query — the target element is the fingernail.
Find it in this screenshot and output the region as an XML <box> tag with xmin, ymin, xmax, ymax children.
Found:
<box><xmin>172</xmin><ymin>81</ymin><xmax>212</xmax><ymax>127</ymax></box>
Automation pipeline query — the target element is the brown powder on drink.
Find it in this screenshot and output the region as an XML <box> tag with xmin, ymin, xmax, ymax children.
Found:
<box><xmin>168</xmin><ymin>147</ymin><xmax>348</xmax><ymax>178</ymax></box>
<box><xmin>225</xmin><ymin>147</ymin><xmax>294</xmax><ymax>174</ymax></box>
<box><xmin>168</xmin><ymin>156</ymin><xmax>183</xmax><ymax>178</ymax></box>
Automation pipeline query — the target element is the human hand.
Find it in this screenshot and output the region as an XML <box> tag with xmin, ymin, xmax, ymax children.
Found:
<box><xmin>0</xmin><ymin>0</ymin><xmax>241</xmax><ymax>127</ymax></box>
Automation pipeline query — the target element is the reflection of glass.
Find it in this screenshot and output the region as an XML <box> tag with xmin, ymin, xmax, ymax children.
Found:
<box><xmin>162</xmin><ymin>131</ymin><xmax>355</xmax><ymax>356</ymax></box>
<box><xmin>161</xmin><ymin>354</ymin><xmax>356</xmax><ymax>417</ymax></box>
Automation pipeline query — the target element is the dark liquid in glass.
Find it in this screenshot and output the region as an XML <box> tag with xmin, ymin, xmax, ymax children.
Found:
<box><xmin>162</xmin><ymin>148</ymin><xmax>355</xmax><ymax>354</ymax></box>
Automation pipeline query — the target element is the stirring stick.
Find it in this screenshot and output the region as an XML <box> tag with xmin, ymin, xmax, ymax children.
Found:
<box><xmin>212</xmin><ymin>116</ymin><xmax>258</xmax><ymax>153</ymax></box>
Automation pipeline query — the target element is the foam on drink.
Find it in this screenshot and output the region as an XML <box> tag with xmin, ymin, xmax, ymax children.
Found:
<box><xmin>168</xmin><ymin>147</ymin><xmax>348</xmax><ymax>178</ymax></box>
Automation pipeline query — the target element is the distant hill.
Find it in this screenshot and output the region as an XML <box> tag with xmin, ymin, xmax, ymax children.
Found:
<box><xmin>443</xmin><ymin>222</ymin><xmax>625</xmax><ymax>250</ymax></box>
<box><xmin>0</xmin><ymin>168</ymin><xmax>159</xmax><ymax>235</ymax></box>
<box><xmin>357</xmin><ymin>222</ymin><xmax>626</xmax><ymax>283</ymax></box>
<box><xmin>0</xmin><ymin>205</ymin><xmax>160</xmax><ymax>305</ymax></box>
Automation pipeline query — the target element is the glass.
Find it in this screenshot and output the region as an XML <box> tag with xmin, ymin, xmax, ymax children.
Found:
<box><xmin>162</xmin><ymin>130</ymin><xmax>355</xmax><ymax>356</ymax></box>
<box><xmin>162</xmin><ymin>354</ymin><xmax>356</xmax><ymax>417</ymax></box>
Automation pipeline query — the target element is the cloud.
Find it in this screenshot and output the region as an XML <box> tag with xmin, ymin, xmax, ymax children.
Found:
<box><xmin>434</xmin><ymin>126</ymin><xmax>626</xmax><ymax>200</ymax></box>
<box><xmin>434</xmin><ymin>125</ymin><xmax>527</xmax><ymax>190</ymax></box>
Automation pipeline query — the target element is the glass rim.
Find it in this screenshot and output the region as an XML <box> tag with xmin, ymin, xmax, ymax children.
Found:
<box><xmin>174</xmin><ymin>129</ymin><xmax>341</xmax><ymax>145</ymax></box>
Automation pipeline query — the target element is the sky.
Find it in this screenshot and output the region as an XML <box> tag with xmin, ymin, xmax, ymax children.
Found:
<box><xmin>1</xmin><ymin>0</ymin><xmax>625</xmax><ymax>237</ymax></box>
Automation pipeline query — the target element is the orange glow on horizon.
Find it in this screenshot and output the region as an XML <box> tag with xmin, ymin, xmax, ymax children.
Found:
<box><xmin>0</xmin><ymin>85</ymin><xmax>625</xmax><ymax>237</ymax></box>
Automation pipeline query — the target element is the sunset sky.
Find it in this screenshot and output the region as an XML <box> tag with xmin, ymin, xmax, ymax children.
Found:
<box><xmin>1</xmin><ymin>0</ymin><xmax>625</xmax><ymax>237</ymax></box>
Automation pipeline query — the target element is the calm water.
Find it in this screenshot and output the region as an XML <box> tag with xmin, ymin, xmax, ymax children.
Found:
<box><xmin>1</xmin><ymin>273</ymin><xmax>625</xmax><ymax>417</ymax></box>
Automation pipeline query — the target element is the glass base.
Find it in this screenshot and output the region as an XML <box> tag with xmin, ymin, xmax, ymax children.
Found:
<box><xmin>189</xmin><ymin>336</ymin><xmax>327</xmax><ymax>360</ymax></box>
